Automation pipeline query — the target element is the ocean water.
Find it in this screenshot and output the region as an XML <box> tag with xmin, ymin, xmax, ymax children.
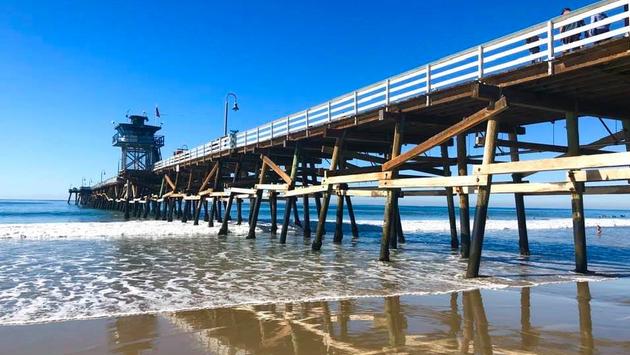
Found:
<box><xmin>1</xmin><ymin>199</ymin><xmax>630</xmax><ymax>325</ymax></box>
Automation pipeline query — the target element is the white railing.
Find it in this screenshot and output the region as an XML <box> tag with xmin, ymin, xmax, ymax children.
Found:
<box><xmin>154</xmin><ymin>0</ymin><xmax>630</xmax><ymax>171</ymax></box>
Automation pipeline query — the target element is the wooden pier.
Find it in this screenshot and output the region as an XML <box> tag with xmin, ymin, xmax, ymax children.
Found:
<box><xmin>85</xmin><ymin>0</ymin><xmax>630</xmax><ymax>278</ymax></box>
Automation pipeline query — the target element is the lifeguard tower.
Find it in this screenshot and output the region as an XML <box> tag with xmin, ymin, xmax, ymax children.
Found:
<box><xmin>112</xmin><ymin>115</ymin><xmax>164</xmax><ymax>172</ymax></box>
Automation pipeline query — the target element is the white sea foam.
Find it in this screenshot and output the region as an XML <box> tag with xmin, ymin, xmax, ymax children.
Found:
<box><xmin>0</xmin><ymin>220</ymin><xmax>254</xmax><ymax>240</ymax></box>
<box><xmin>358</xmin><ymin>217</ymin><xmax>630</xmax><ymax>232</ymax></box>
<box><xmin>2</xmin><ymin>216</ymin><xmax>629</xmax><ymax>241</ymax></box>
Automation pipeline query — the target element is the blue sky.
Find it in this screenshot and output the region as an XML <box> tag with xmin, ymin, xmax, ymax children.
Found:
<box><xmin>1</xmin><ymin>0</ymin><xmax>623</xmax><ymax>208</ymax></box>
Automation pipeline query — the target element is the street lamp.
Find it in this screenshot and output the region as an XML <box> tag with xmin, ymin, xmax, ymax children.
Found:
<box><xmin>100</xmin><ymin>170</ymin><xmax>106</xmax><ymax>183</ymax></box>
<box><xmin>224</xmin><ymin>92</ymin><xmax>239</xmax><ymax>136</ymax></box>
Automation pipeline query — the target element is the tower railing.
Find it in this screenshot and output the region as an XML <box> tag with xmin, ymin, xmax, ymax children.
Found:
<box><xmin>154</xmin><ymin>0</ymin><xmax>630</xmax><ymax>171</ymax></box>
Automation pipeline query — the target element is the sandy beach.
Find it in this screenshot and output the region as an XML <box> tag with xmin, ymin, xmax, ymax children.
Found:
<box><xmin>2</xmin><ymin>278</ymin><xmax>629</xmax><ymax>354</ymax></box>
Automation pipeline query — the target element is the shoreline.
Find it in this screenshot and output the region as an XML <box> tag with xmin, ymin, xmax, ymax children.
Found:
<box><xmin>2</xmin><ymin>277</ymin><xmax>629</xmax><ymax>354</ymax></box>
<box><xmin>0</xmin><ymin>275</ymin><xmax>613</xmax><ymax>328</ymax></box>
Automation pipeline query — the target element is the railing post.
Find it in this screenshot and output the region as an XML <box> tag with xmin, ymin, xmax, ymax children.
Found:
<box><xmin>385</xmin><ymin>79</ymin><xmax>390</xmax><ymax>107</ymax></box>
<box><xmin>271</xmin><ymin>122</ymin><xmax>274</xmax><ymax>139</ymax></box>
<box><xmin>256</xmin><ymin>127</ymin><xmax>260</xmax><ymax>143</ymax></box>
<box><xmin>546</xmin><ymin>21</ymin><xmax>554</xmax><ymax>60</ymax></box>
<box><xmin>286</xmin><ymin>116</ymin><xmax>290</xmax><ymax>137</ymax></box>
<box><xmin>477</xmin><ymin>45</ymin><xmax>484</xmax><ymax>78</ymax></box>
<box><xmin>626</xmin><ymin>1</ymin><xmax>630</xmax><ymax>36</ymax></box>
<box><xmin>327</xmin><ymin>101</ymin><xmax>332</xmax><ymax>122</ymax></box>
<box><xmin>546</xmin><ymin>20</ymin><xmax>555</xmax><ymax>75</ymax></box>
<box><xmin>353</xmin><ymin>91</ymin><xmax>358</xmax><ymax>116</ymax></box>
<box><xmin>305</xmin><ymin>109</ymin><xmax>310</xmax><ymax>129</ymax></box>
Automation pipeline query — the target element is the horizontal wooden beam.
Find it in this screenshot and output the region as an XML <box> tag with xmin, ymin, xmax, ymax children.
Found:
<box><xmin>323</xmin><ymin>171</ymin><xmax>391</xmax><ymax>185</ymax></box>
<box><xmin>255</xmin><ymin>183</ymin><xmax>288</xmax><ymax>191</ymax></box>
<box><xmin>570</xmin><ymin>168</ymin><xmax>630</xmax><ymax>182</ymax></box>
<box><xmin>283</xmin><ymin>185</ymin><xmax>328</xmax><ymax>197</ymax></box>
<box><xmin>383</xmin><ymin>97</ymin><xmax>508</xmax><ymax>171</ymax></box>
<box><xmin>379</xmin><ymin>175</ymin><xmax>486</xmax><ymax>189</ymax></box>
<box><xmin>475</xmin><ymin>152</ymin><xmax>630</xmax><ymax>175</ymax></box>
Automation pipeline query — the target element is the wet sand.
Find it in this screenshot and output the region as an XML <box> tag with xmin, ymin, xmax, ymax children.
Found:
<box><xmin>2</xmin><ymin>279</ymin><xmax>630</xmax><ymax>354</ymax></box>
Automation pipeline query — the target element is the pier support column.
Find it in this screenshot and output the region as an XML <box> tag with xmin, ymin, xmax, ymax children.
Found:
<box><xmin>236</xmin><ymin>198</ymin><xmax>243</xmax><ymax>225</ymax></box>
<box><xmin>181</xmin><ymin>198</ymin><xmax>190</xmax><ymax>223</ymax></box>
<box><xmin>208</xmin><ymin>198</ymin><xmax>216</xmax><ymax>227</ymax></box>
<box><xmin>193</xmin><ymin>198</ymin><xmax>203</xmax><ymax>225</ymax></box>
<box><xmin>345</xmin><ymin>195</ymin><xmax>359</xmax><ymax>240</ymax></box>
<box><xmin>466</xmin><ymin>117</ymin><xmax>499</xmax><ymax>278</ymax></box>
<box><xmin>508</xmin><ymin>131</ymin><xmax>530</xmax><ymax>256</ymax></box>
<box><xmin>247</xmin><ymin>163</ymin><xmax>269</xmax><ymax>239</ymax></box>
<box><xmin>333</xmin><ymin>187</ymin><xmax>345</xmax><ymax>244</ymax></box>
<box><xmin>143</xmin><ymin>196</ymin><xmax>150</xmax><ymax>218</ymax></box>
<box><xmin>219</xmin><ymin>162</ymin><xmax>241</xmax><ymax>236</ymax></box>
<box><xmin>302</xmin><ymin>166</ymin><xmax>311</xmax><ymax>239</ymax></box>
<box><xmin>269</xmin><ymin>192</ymin><xmax>278</xmax><ymax>234</ymax></box>
<box><xmin>457</xmin><ymin>135</ymin><xmax>471</xmax><ymax>258</ymax></box>
<box><xmin>567</xmin><ymin>112</ymin><xmax>588</xmax><ymax>273</ymax></box>
<box><xmin>280</xmin><ymin>146</ymin><xmax>301</xmax><ymax>244</ymax></box>
<box><xmin>441</xmin><ymin>143</ymin><xmax>459</xmax><ymax>250</ymax></box>
<box><xmin>312</xmin><ymin>133</ymin><xmax>346</xmax><ymax>251</ymax></box>
<box><xmin>292</xmin><ymin>198</ymin><xmax>302</xmax><ymax>228</ymax></box>
<box><xmin>167</xmin><ymin>198</ymin><xmax>175</xmax><ymax>222</ymax></box>
<box><xmin>380</xmin><ymin>117</ymin><xmax>404</xmax><ymax>261</ymax></box>
<box><xmin>124</xmin><ymin>180</ymin><xmax>131</xmax><ymax>220</ymax></box>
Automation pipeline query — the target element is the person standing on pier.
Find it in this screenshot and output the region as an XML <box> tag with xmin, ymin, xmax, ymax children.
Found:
<box><xmin>560</xmin><ymin>8</ymin><xmax>585</xmax><ymax>49</ymax></box>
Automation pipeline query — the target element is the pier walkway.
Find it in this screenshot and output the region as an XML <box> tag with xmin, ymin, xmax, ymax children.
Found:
<box><xmin>87</xmin><ymin>0</ymin><xmax>630</xmax><ymax>278</ymax></box>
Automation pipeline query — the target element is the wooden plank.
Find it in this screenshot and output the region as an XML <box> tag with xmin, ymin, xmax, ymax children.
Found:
<box><xmin>570</xmin><ymin>168</ymin><xmax>630</xmax><ymax>182</ymax></box>
<box><xmin>382</xmin><ymin>97</ymin><xmax>508</xmax><ymax>171</ymax></box>
<box><xmin>255</xmin><ymin>183</ymin><xmax>288</xmax><ymax>191</ymax></box>
<box><xmin>261</xmin><ymin>155</ymin><xmax>292</xmax><ymax>184</ymax></box>
<box><xmin>379</xmin><ymin>175</ymin><xmax>486</xmax><ymax>189</ymax></box>
<box><xmin>209</xmin><ymin>192</ymin><xmax>230</xmax><ymax>197</ymax></box>
<box><xmin>283</xmin><ymin>184</ymin><xmax>328</xmax><ymax>197</ymax></box>
<box><xmin>198</xmin><ymin>188</ymin><xmax>214</xmax><ymax>196</ymax></box>
<box><xmin>323</xmin><ymin>171</ymin><xmax>391</xmax><ymax>185</ymax></box>
<box><xmin>475</xmin><ymin>152</ymin><xmax>630</xmax><ymax>175</ymax></box>
<box><xmin>337</xmin><ymin>189</ymin><xmax>389</xmax><ymax>198</ymax></box>
<box><xmin>229</xmin><ymin>187</ymin><xmax>256</xmax><ymax>194</ymax></box>
<box><xmin>489</xmin><ymin>182</ymin><xmax>575</xmax><ymax>194</ymax></box>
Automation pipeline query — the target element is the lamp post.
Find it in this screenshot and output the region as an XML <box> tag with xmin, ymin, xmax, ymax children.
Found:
<box><xmin>224</xmin><ymin>92</ymin><xmax>239</xmax><ymax>136</ymax></box>
<box><xmin>100</xmin><ymin>170</ymin><xmax>106</xmax><ymax>183</ymax></box>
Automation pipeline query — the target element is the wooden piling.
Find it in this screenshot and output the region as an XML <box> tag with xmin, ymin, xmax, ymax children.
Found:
<box><xmin>269</xmin><ymin>192</ymin><xmax>278</xmax><ymax>234</ymax></box>
<box><xmin>301</xmin><ymin>166</ymin><xmax>311</xmax><ymax>238</ymax></box>
<box><xmin>466</xmin><ymin>117</ymin><xmax>499</xmax><ymax>278</ymax></box>
<box><xmin>456</xmin><ymin>134</ymin><xmax>471</xmax><ymax>258</ymax></box>
<box><xmin>441</xmin><ymin>143</ymin><xmax>459</xmax><ymax>250</ymax></box>
<box><xmin>236</xmin><ymin>198</ymin><xmax>243</xmax><ymax>225</ymax></box>
<box><xmin>280</xmin><ymin>146</ymin><xmax>301</xmax><ymax>244</ymax></box>
<box><xmin>508</xmin><ymin>132</ymin><xmax>530</xmax><ymax>256</ymax></box>
<box><xmin>312</xmin><ymin>132</ymin><xmax>346</xmax><ymax>251</ymax></box>
<box><xmin>124</xmin><ymin>180</ymin><xmax>131</xmax><ymax>220</ymax></box>
<box><xmin>380</xmin><ymin>117</ymin><xmax>404</xmax><ymax>261</ymax></box>
<box><xmin>345</xmin><ymin>195</ymin><xmax>359</xmax><ymax>240</ymax></box>
<box><xmin>332</xmin><ymin>185</ymin><xmax>345</xmax><ymax>244</ymax></box>
<box><xmin>247</xmin><ymin>163</ymin><xmax>269</xmax><ymax>239</ymax></box>
<box><xmin>181</xmin><ymin>199</ymin><xmax>190</xmax><ymax>223</ymax></box>
<box><xmin>219</xmin><ymin>162</ymin><xmax>241</xmax><ymax>236</ymax></box>
<box><xmin>567</xmin><ymin>111</ymin><xmax>587</xmax><ymax>273</ymax></box>
<box><xmin>208</xmin><ymin>198</ymin><xmax>216</xmax><ymax>227</ymax></box>
<box><xmin>193</xmin><ymin>198</ymin><xmax>203</xmax><ymax>225</ymax></box>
